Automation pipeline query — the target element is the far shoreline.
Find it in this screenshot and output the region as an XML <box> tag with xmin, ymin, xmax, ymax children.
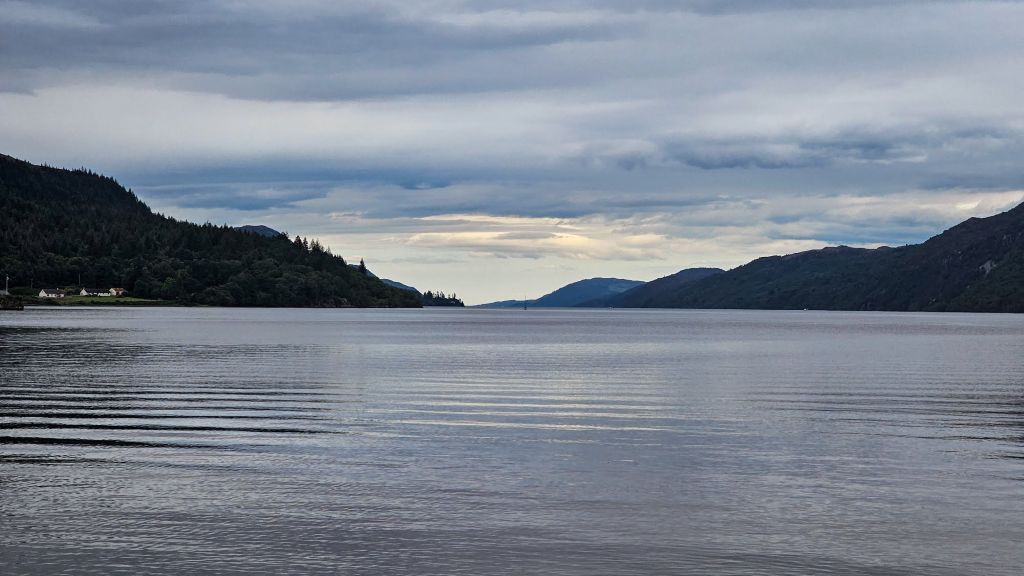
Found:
<box><xmin>7</xmin><ymin>303</ymin><xmax>1024</xmax><ymax>315</ymax></box>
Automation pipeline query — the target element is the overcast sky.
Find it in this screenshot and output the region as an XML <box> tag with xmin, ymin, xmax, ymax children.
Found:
<box><xmin>3</xmin><ymin>1</ymin><xmax>1024</xmax><ymax>303</ymax></box>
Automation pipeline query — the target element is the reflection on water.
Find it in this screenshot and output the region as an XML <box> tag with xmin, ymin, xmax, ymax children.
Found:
<box><xmin>2</xmin><ymin>307</ymin><xmax>1023</xmax><ymax>575</ymax></box>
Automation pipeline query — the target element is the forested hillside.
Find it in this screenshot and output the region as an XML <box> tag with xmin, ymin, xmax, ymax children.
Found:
<box><xmin>646</xmin><ymin>203</ymin><xmax>1024</xmax><ymax>312</ymax></box>
<box><xmin>584</xmin><ymin>268</ymin><xmax>722</xmax><ymax>307</ymax></box>
<box><xmin>530</xmin><ymin>277</ymin><xmax>643</xmax><ymax>307</ymax></box>
<box><xmin>478</xmin><ymin>277</ymin><xmax>642</xmax><ymax>308</ymax></box>
<box><xmin>0</xmin><ymin>154</ymin><xmax>420</xmax><ymax>307</ymax></box>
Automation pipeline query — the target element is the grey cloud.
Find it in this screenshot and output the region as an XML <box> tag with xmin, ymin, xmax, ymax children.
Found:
<box><xmin>129</xmin><ymin>120</ymin><xmax>1024</xmax><ymax>224</ymax></box>
<box><xmin>8</xmin><ymin>1</ymin><xmax>1012</xmax><ymax>102</ymax></box>
<box><xmin>458</xmin><ymin>1</ymin><xmax>1001</xmax><ymax>16</ymax></box>
<box><xmin>643</xmin><ymin>0</ymin><xmax>975</xmax><ymax>15</ymax></box>
<box><xmin>665</xmin><ymin>137</ymin><xmax>905</xmax><ymax>170</ymax></box>
<box><xmin>921</xmin><ymin>173</ymin><xmax>1024</xmax><ymax>192</ymax></box>
<box><xmin>0</xmin><ymin>1</ymin><xmax>632</xmax><ymax>100</ymax></box>
<box><xmin>399</xmin><ymin>181</ymin><xmax>452</xmax><ymax>191</ymax></box>
<box><xmin>586</xmin><ymin>124</ymin><xmax>1021</xmax><ymax>172</ymax></box>
<box><xmin>496</xmin><ymin>231</ymin><xmax>559</xmax><ymax>241</ymax></box>
<box><xmin>384</xmin><ymin>255</ymin><xmax>466</xmax><ymax>265</ymax></box>
<box><xmin>140</xmin><ymin>183</ymin><xmax>330</xmax><ymax>211</ymax></box>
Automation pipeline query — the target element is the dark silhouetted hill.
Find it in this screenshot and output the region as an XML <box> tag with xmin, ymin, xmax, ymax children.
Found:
<box><xmin>643</xmin><ymin>204</ymin><xmax>1024</xmax><ymax>312</ymax></box>
<box><xmin>0</xmin><ymin>154</ymin><xmax>420</xmax><ymax>307</ymax></box>
<box><xmin>584</xmin><ymin>268</ymin><xmax>724</xmax><ymax>307</ymax></box>
<box><xmin>236</xmin><ymin>225</ymin><xmax>282</xmax><ymax>238</ymax></box>
<box><xmin>479</xmin><ymin>277</ymin><xmax>643</xmax><ymax>308</ymax></box>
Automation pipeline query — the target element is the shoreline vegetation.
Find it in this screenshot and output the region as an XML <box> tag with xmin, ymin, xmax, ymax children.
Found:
<box><xmin>20</xmin><ymin>295</ymin><xmax>175</xmax><ymax>307</ymax></box>
<box><xmin>0</xmin><ymin>295</ymin><xmax>25</xmax><ymax>310</ymax></box>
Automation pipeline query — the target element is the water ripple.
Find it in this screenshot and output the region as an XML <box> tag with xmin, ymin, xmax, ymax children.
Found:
<box><xmin>2</xmin><ymin>308</ymin><xmax>1024</xmax><ymax>575</ymax></box>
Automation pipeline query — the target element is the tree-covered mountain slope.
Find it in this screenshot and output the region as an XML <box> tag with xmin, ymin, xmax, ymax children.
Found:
<box><xmin>0</xmin><ymin>154</ymin><xmax>420</xmax><ymax>307</ymax></box>
<box><xmin>478</xmin><ymin>277</ymin><xmax>642</xmax><ymax>308</ymax></box>
<box><xmin>533</xmin><ymin>277</ymin><xmax>643</xmax><ymax>307</ymax></box>
<box><xmin>651</xmin><ymin>203</ymin><xmax>1024</xmax><ymax>312</ymax></box>
<box><xmin>584</xmin><ymin>268</ymin><xmax>724</xmax><ymax>307</ymax></box>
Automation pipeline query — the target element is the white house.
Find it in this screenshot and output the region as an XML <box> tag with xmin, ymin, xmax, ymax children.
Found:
<box><xmin>109</xmin><ymin>288</ymin><xmax>128</xmax><ymax>296</ymax></box>
<box><xmin>39</xmin><ymin>289</ymin><xmax>64</xmax><ymax>298</ymax></box>
<box><xmin>80</xmin><ymin>288</ymin><xmax>111</xmax><ymax>297</ymax></box>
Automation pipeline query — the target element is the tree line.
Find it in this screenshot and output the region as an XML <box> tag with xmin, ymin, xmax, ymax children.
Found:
<box><xmin>421</xmin><ymin>291</ymin><xmax>464</xmax><ymax>306</ymax></box>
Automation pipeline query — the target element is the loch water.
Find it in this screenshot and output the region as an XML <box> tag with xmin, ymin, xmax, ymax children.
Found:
<box><xmin>1</xmin><ymin>307</ymin><xmax>1023</xmax><ymax>575</ymax></box>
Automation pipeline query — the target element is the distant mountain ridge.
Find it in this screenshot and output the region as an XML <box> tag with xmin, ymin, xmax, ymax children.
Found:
<box><xmin>479</xmin><ymin>277</ymin><xmax>643</xmax><ymax>308</ymax></box>
<box><xmin>235</xmin><ymin>225</ymin><xmax>282</xmax><ymax>238</ymax></box>
<box><xmin>479</xmin><ymin>200</ymin><xmax>1024</xmax><ymax>312</ymax></box>
<box><xmin>584</xmin><ymin>268</ymin><xmax>724</xmax><ymax>307</ymax></box>
<box><xmin>626</xmin><ymin>203</ymin><xmax>1024</xmax><ymax>312</ymax></box>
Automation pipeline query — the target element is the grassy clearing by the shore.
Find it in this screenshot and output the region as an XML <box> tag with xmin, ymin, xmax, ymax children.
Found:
<box><xmin>27</xmin><ymin>296</ymin><xmax>176</xmax><ymax>306</ymax></box>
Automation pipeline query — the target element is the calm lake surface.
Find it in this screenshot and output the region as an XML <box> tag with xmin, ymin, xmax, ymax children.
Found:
<box><xmin>2</xmin><ymin>307</ymin><xmax>1023</xmax><ymax>575</ymax></box>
